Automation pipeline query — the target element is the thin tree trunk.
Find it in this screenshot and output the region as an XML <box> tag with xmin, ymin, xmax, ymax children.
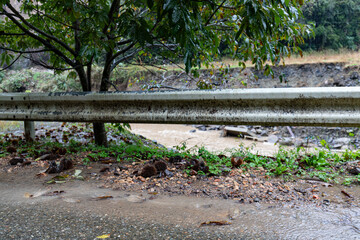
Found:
<box><xmin>77</xmin><ymin>65</ymin><xmax>108</xmax><ymax>146</ymax></box>
<box><xmin>93</xmin><ymin>122</ymin><xmax>108</xmax><ymax>147</ymax></box>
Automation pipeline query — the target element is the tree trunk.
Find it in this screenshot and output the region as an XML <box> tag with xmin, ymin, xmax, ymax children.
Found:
<box><xmin>93</xmin><ymin>122</ymin><xmax>108</xmax><ymax>147</ymax></box>
<box><xmin>77</xmin><ymin>66</ymin><xmax>109</xmax><ymax>147</ymax></box>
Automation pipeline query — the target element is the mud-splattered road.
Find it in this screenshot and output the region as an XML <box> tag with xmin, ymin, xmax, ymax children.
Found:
<box><xmin>0</xmin><ymin>177</ymin><xmax>360</xmax><ymax>240</ymax></box>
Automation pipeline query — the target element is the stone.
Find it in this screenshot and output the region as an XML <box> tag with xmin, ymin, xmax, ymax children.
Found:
<box><xmin>293</xmin><ymin>138</ymin><xmax>304</xmax><ymax>147</ymax></box>
<box><xmin>222</xmin><ymin>126</ymin><xmax>258</xmax><ymax>138</ymax></box>
<box><xmin>127</xmin><ymin>195</ymin><xmax>146</xmax><ymax>203</ymax></box>
<box><xmin>279</xmin><ymin>137</ymin><xmax>293</xmax><ymax>146</ymax></box>
<box><xmin>350</xmin><ymin>72</ymin><xmax>359</xmax><ymax>80</ymax></box>
<box><xmin>267</xmin><ymin>135</ymin><xmax>279</xmax><ymax>144</ymax></box>
<box><xmin>333</xmin><ymin>137</ymin><xmax>351</xmax><ymax>145</ymax></box>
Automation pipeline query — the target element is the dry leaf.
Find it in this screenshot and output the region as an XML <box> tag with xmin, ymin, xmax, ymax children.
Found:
<box><xmin>43</xmin><ymin>190</ymin><xmax>65</xmax><ymax>196</ymax></box>
<box><xmin>24</xmin><ymin>192</ymin><xmax>33</xmax><ymax>198</ymax></box>
<box><xmin>200</xmin><ymin>221</ymin><xmax>232</xmax><ymax>226</ymax></box>
<box><xmin>91</xmin><ymin>196</ymin><xmax>113</xmax><ymax>201</ymax></box>
<box><xmin>96</xmin><ymin>234</ymin><xmax>110</xmax><ymax>239</ymax></box>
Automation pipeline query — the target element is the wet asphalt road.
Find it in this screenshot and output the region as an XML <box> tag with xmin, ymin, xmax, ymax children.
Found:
<box><xmin>0</xmin><ymin>203</ymin><xmax>260</xmax><ymax>240</ymax></box>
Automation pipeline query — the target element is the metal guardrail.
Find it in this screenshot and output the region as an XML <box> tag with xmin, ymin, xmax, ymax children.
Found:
<box><xmin>1</xmin><ymin>87</ymin><xmax>360</xmax><ymax>127</ymax></box>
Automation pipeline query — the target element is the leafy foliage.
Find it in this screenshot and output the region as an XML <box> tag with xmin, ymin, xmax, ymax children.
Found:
<box><xmin>0</xmin><ymin>0</ymin><xmax>311</xmax><ymax>145</ymax></box>
<box><xmin>0</xmin><ymin>0</ymin><xmax>311</xmax><ymax>85</ymax></box>
<box><xmin>302</xmin><ymin>0</ymin><xmax>360</xmax><ymax>50</ymax></box>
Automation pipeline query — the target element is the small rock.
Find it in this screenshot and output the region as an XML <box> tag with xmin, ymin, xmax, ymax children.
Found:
<box><xmin>294</xmin><ymin>138</ymin><xmax>304</xmax><ymax>147</ymax></box>
<box><xmin>140</xmin><ymin>165</ymin><xmax>157</xmax><ymax>178</ymax></box>
<box><xmin>164</xmin><ymin>169</ymin><xmax>174</xmax><ymax>177</ymax></box>
<box><xmin>333</xmin><ymin>137</ymin><xmax>351</xmax><ymax>145</ymax></box>
<box><xmin>279</xmin><ymin>137</ymin><xmax>293</xmax><ymax>146</ymax></box>
<box><xmin>6</xmin><ymin>146</ymin><xmax>17</xmax><ymax>154</ymax></box>
<box><xmin>350</xmin><ymin>72</ymin><xmax>359</xmax><ymax>80</ymax></box>
<box><xmin>127</xmin><ymin>195</ymin><xmax>146</xmax><ymax>203</ymax></box>
<box><xmin>348</xmin><ymin>167</ymin><xmax>360</xmax><ymax>175</ymax></box>
<box><xmin>9</xmin><ymin>157</ymin><xmax>25</xmax><ymax>165</ymax></box>
<box><xmin>189</xmin><ymin>129</ymin><xmax>196</xmax><ymax>133</ymax></box>
<box><xmin>197</xmin><ymin>125</ymin><xmax>207</xmax><ymax>131</ymax></box>
<box><xmin>267</xmin><ymin>135</ymin><xmax>279</xmax><ymax>144</ymax></box>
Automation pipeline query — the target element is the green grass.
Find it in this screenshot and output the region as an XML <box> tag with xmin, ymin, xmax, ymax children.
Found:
<box><xmin>1</xmin><ymin>124</ymin><xmax>360</xmax><ymax>185</ymax></box>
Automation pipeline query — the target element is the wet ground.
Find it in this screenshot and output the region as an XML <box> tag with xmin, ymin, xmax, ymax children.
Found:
<box><xmin>1</xmin><ymin>173</ymin><xmax>360</xmax><ymax>240</ymax></box>
<box><xmin>1</xmin><ymin>122</ymin><xmax>360</xmax><ymax>239</ymax></box>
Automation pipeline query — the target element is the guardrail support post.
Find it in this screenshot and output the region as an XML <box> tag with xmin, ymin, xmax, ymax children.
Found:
<box><xmin>24</xmin><ymin>121</ymin><xmax>35</xmax><ymax>142</ymax></box>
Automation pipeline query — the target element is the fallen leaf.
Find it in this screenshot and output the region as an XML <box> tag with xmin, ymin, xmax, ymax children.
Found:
<box><xmin>312</xmin><ymin>195</ymin><xmax>320</xmax><ymax>200</ymax></box>
<box><xmin>91</xmin><ymin>196</ymin><xmax>113</xmax><ymax>201</ymax></box>
<box><xmin>126</xmin><ymin>195</ymin><xmax>146</xmax><ymax>203</ymax></box>
<box><xmin>73</xmin><ymin>169</ymin><xmax>84</xmax><ymax>180</ymax></box>
<box><xmin>63</xmin><ymin>198</ymin><xmax>81</xmax><ymax>203</ymax></box>
<box><xmin>99</xmin><ymin>167</ymin><xmax>110</xmax><ymax>173</ymax></box>
<box><xmin>24</xmin><ymin>192</ymin><xmax>33</xmax><ymax>198</ymax></box>
<box><xmin>96</xmin><ymin>234</ymin><xmax>110</xmax><ymax>239</ymax></box>
<box><xmin>36</xmin><ymin>171</ymin><xmax>47</xmax><ymax>178</ymax></box>
<box><xmin>200</xmin><ymin>221</ymin><xmax>232</xmax><ymax>226</ymax></box>
<box><xmin>54</xmin><ymin>174</ymin><xmax>69</xmax><ymax>180</ymax></box>
<box><xmin>43</xmin><ymin>190</ymin><xmax>65</xmax><ymax>196</ymax></box>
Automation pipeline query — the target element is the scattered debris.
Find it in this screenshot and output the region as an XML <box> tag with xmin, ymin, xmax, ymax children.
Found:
<box><xmin>91</xmin><ymin>196</ymin><xmax>113</xmax><ymax>201</ymax></box>
<box><xmin>96</xmin><ymin>234</ymin><xmax>111</xmax><ymax>239</ymax></box>
<box><xmin>126</xmin><ymin>195</ymin><xmax>146</xmax><ymax>203</ymax></box>
<box><xmin>200</xmin><ymin>221</ymin><xmax>232</xmax><ymax>226</ymax></box>
<box><xmin>231</xmin><ymin>156</ymin><xmax>243</xmax><ymax>168</ymax></box>
<box><xmin>9</xmin><ymin>157</ymin><xmax>25</xmax><ymax>165</ymax></box>
<box><xmin>341</xmin><ymin>190</ymin><xmax>353</xmax><ymax>198</ymax></box>
<box><xmin>45</xmin><ymin>159</ymin><xmax>74</xmax><ymax>174</ymax></box>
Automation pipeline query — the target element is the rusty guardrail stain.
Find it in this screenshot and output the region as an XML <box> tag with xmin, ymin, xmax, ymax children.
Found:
<box><xmin>1</xmin><ymin>87</ymin><xmax>360</xmax><ymax>126</ymax></box>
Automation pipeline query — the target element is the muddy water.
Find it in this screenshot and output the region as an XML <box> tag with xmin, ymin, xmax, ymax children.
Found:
<box><xmin>130</xmin><ymin>123</ymin><xmax>283</xmax><ymax>155</ymax></box>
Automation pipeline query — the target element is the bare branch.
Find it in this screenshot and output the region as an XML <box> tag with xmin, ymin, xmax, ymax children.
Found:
<box><xmin>116</xmin><ymin>39</ymin><xmax>132</xmax><ymax>46</ymax></box>
<box><xmin>0</xmin><ymin>46</ymin><xmax>50</xmax><ymax>54</ymax></box>
<box><xmin>0</xmin><ymin>53</ymin><xmax>22</xmax><ymax>72</ymax></box>
<box><xmin>0</xmin><ymin>31</ymin><xmax>26</xmax><ymax>36</ymax></box>
<box><xmin>102</xmin><ymin>0</ymin><xmax>120</xmax><ymax>35</ymax></box>
<box><xmin>105</xmin><ymin>79</ymin><xmax>120</xmax><ymax>91</ymax></box>
<box><xmin>147</xmin><ymin>85</ymin><xmax>181</xmax><ymax>91</ymax></box>
<box><xmin>5</xmin><ymin>3</ymin><xmax>76</xmax><ymax>57</ymax></box>
<box><xmin>110</xmin><ymin>49</ymin><xmax>139</xmax><ymax>71</ymax></box>
<box><xmin>23</xmin><ymin>55</ymin><xmax>75</xmax><ymax>71</ymax></box>
<box><xmin>205</xmin><ymin>0</ymin><xmax>227</xmax><ymax>26</ymax></box>
<box><xmin>110</xmin><ymin>42</ymin><xmax>136</xmax><ymax>63</ymax></box>
<box><xmin>3</xmin><ymin>6</ymin><xmax>75</xmax><ymax>67</ymax></box>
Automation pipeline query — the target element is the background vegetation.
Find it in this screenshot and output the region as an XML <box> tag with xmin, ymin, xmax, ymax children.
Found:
<box><xmin>302</xmin><ymin>0</ymin><xmax>360</xmax><ymax>51</ymax></box>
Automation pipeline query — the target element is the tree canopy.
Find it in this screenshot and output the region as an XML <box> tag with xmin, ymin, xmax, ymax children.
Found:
<box><xmin>302</xmin><ymin>0</ymin><xmax>360</xmax><ymax>50</ymax></box>
<box><xmin>0</xmin><ymin>0</ymin><xmax>311</xmax><ymax>145</ymax></box>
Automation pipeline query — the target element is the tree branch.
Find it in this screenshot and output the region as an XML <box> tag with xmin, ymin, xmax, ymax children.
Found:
<box><xmin>205</xmin><ymin>0</ymin><xmax>227</xmax><ymax>26</ymax></box>
<box><xmin>0</xmin><ymin>46</ymin><xmax>50</xmax><ymax>54</ymax></box>
<box><xmin>23</xmin><ymin>55</ymin><xmax>75</xmax><ymax>71</ymax></box>
<box><xmin>110</xmin><ymin>42</ymin><xmax>136</xmax><ymax>62</ymax></box>
<box><xmin>0</xmin><ymin>31</ymin><xmax>26</xmax><ymax>36</ymax></box>
<box><xmin>3</xmin><ymin>6</ymin><xmax>75</xmax><ymax>67</ymax></box>
<box><xmin>102</xmin><ymin>0</ymin><xmax>120</xmax><ymax>35</ymax></box>
<box><xmin>0</xmin><ymin>53</ymin><xmax>22</xmax><ymax>72</ymax></box>
<box><xmin>5</xmin><ymin>3</ymin><xmax>76</xmax><ymax>57</ymax></box>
